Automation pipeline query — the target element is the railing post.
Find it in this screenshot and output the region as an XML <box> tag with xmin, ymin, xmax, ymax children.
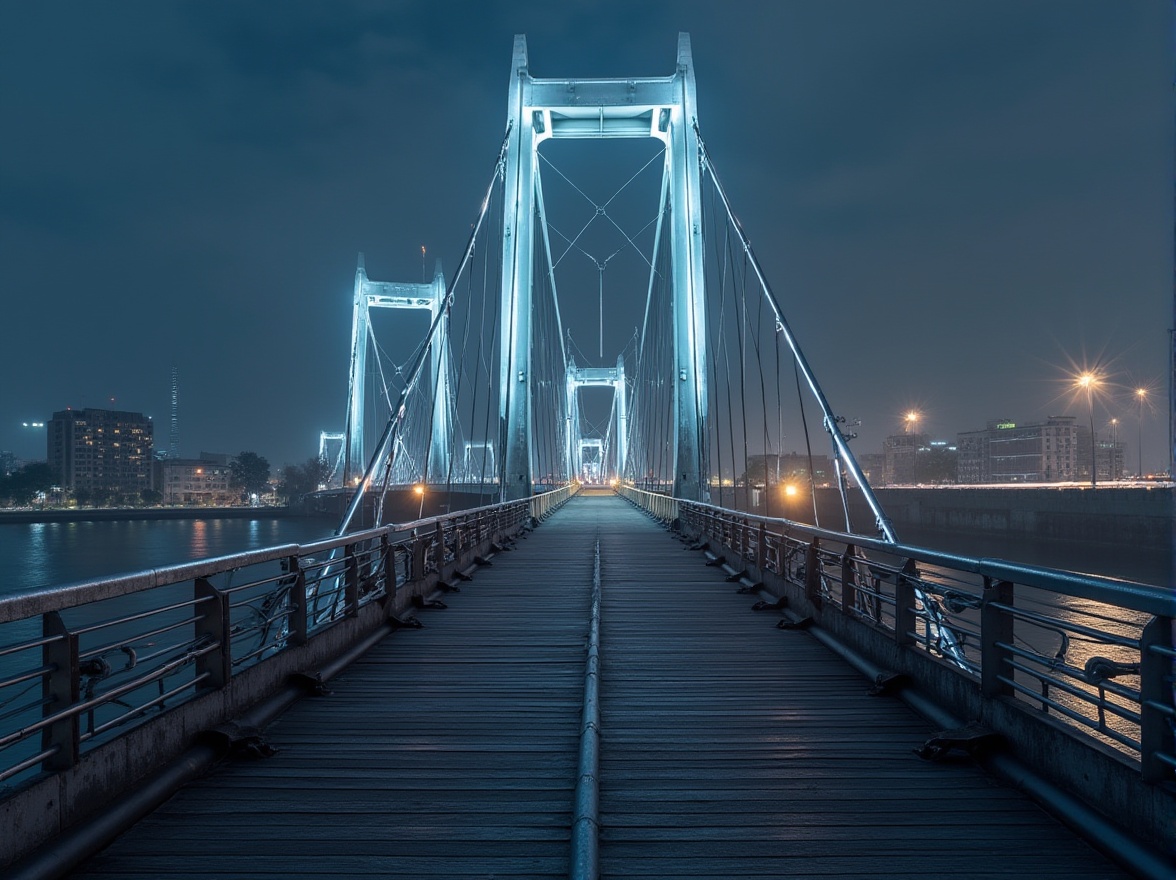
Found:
<box><xmin>453</xmin><ymin>517</ymin><xmax>467</xmax><ymax>569</ymax></box>
<box><xmin>981</xmin><ymin>578</ymin><xmax>1015</xmax><ymax>699</ymax></box>
<box><xmin>344</xmin><ymin>543</ymin><xmax>359</xmax><ymax>616</ymax></box>
<box><xmin>756</xmin><ymin>521</ymin><xmax>767</xmax><ymax>574</ymax></box>
<box><xmin>840</xmin><ymin>545</ymin><xmax>856</xmax><ymax>612</ymax></box>
<box><xmin>1140</xmin><ymin>615</ymin><xmax>1176</xmax><ymax>783</ymax></box>
<box><xmin>893</xmin><ymin>558</ymin><xmax>918</xmax><ymax>647</ymax></box>
<box><xmin>287</xmin><ymin>555</ymin><xmax>308</xmax><ymax>645</ymax></box>
<box><xmin>194</xmin><ymin>577</ymin><xmax>230</xmax><ymax>689</ymax></box>
<box><xmin>411</xmin><ymin>531</ymin><xmax>426</xmax><ymax>586</ymax></box>
<box><xmin>42</xmin><ymin>611</ymin><xmax>79</xmax><ymax>771</ymax></box>
<box><xmin>378</xmin><ymin>532</ymin><xmax>392</xmax><ymax>596</ymax></box>
<box><xmin>434</xmin><ymin>520</ymin><xmax>447</xmax><ymax>575</ymax></box>
<box><xmin>804</xmin><ymin>538</ymin><xmax>822</xmax><ymax>609</ymax></box>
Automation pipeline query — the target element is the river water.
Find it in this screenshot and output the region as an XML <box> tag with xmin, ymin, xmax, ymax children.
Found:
<box><xmin>0</xmin><ymin>516</ymin><xmax>338</xmax><ymax>596</ymax></box>
<box><xmin>0</xmin><ymin>511</ymin><xmax>1169</xmax><ymax>598</ymax></box>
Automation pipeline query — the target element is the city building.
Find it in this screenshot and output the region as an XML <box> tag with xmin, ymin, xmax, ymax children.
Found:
<box><xmin>882</xmin><ymin>432</ymin><xmax>926</xmax><ymax>485</ymax></box>
<box><xmin>154</xmin><ymin>454</ymin><xmax>235</xmax><ymax>505</ymax></box>
<box><xmin>741</xmin><ymin>452</ymin><xmax>833</xmax><ymax>487</ymax></box>
<box><xmin>957</xmin><ymin>417</ymin><xmax>1080</xmax><ymax>484</ymax></box>
<box><xmin>48</xmin><ymin>408</ymin><xmax>154</xmax><ymax>496</ymax></box>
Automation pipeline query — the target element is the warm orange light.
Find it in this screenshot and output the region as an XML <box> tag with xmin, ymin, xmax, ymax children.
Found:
<box><xmin>412</xmin><ymin>484</ymin><xmax>425</xmax><ymax>496</ymax></box>
<box><xmin>784</xmin><ymin>484</ymin><xmax>798</xmax><ymax>497</ymax></box>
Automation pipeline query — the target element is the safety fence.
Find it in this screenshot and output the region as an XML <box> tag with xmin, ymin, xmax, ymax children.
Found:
<box><xmin>618</xmin><ymin>485</ymin><xmax>1176</xmax><ymax>785</ymax></box>
<box><xmin>0</xmin><ymin>484</ymin><xmax>578</xmax><ymax>802</ymax></box>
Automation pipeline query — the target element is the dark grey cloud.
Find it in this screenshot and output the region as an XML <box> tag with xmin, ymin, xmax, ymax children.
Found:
<box><xmin>0</xmin><ymin>0</ymin><xmax>1169</xmax><ymax>473</ymax></box>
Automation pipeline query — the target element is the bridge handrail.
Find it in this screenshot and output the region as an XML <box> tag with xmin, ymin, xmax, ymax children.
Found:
<box><xmin>618</xmin><ymin>485</ymin><xmax>1175</xmax><ymax>617</ymax></box>
<box><xmin>0</xmin><ymin>484</ymin><xmax>579</xmax><ymax>625</ymax></box>
<box><xmin>0</xmin><ymin>482</ymin><xmax>579</xmax><ymax>837</ymax></box>
<box><xmin>618</xmin><ymin>484</ymin><xmax>1176</xmax><ymax>791</ymax></box>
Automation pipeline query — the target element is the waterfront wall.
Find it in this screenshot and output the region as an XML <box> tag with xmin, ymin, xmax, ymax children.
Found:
<box><xmin>810</xmin><ymin>486</ymin><xmax>1175</xmax><ymax>548</ymax></box>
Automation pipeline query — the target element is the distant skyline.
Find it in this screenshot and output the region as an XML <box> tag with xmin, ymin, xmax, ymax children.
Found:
<box><xmin>1</xmin><ymin>2</ymin><xmax>1170</xmax><ymax>471</ymax></box>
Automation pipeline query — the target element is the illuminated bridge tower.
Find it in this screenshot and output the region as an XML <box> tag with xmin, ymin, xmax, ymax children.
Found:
<box><xmin>343</xmin><ymin>254</ymin><xmax>452</xmax><ymax>486</ymax></box>
<box><xmin>566</xmin><ymin>356</ymin><xmax>628</xmax><ymax>484</ymax></box>
<box><xmin>498</xmin><ymin>33</ymin><xmax>709</xmax><ymax>501</ymax></box>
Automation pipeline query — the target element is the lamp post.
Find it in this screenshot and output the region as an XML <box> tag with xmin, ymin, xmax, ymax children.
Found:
<box><xmin>1135</xmin><ymin>388</ymin><xmax>1147</xmax><ymax>478</ymax></box>
<box><xmin>1110</xmin><ymin>418</ymin><xmax>1119</xmax><ymax>480</ymax></box>
<box><xmin>1076</xmin><ymin>373</ymin><xmax>1099</xmax><ymax>488</ymax></box>
<box><xmin>904</xmin><ymin>410</ymin><xmax>921</xmax><ymax>483</ymax></box>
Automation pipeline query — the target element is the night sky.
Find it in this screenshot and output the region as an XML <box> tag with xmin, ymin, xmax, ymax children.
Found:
<box><xmin>1</xmin><ymin>2</ymin><xmax>1170</xmax><ymax>473</ymax></box>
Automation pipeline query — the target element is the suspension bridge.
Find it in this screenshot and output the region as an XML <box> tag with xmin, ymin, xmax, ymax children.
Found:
<box><xmin>1</xmin><ymin>34</ymin><xmax>1174</xmax><ymax>879</ymax></box>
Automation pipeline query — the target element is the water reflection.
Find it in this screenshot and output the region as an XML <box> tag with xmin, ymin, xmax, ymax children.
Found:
<box><xmin>0</xmin><ymin>517</ymin><xmax>336</xmax><ymax>595</ymax></box>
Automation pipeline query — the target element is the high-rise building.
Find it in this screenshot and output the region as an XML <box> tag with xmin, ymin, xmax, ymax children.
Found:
<box><xmin>48</xmin><ymin>408</ymin><xmax>154</xmax><ymax>495</ymax></box>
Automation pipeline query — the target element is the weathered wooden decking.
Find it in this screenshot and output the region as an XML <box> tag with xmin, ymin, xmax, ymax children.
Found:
<box><xmin>71</xmin><ymin>495</ymin><xmax>1126</xmax><ymax>878</ymax></box>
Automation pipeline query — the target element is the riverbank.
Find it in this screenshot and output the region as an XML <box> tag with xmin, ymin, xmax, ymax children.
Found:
<box><xmin>0</xmin><ymin>506</ymin><xmax>307</xmax><ymax>525</ymax></box>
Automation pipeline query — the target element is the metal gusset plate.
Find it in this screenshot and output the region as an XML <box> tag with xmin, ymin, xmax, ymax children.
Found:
<box><xmin>915</xmin><ymin>724</ymin><xmax>1002</xmax><ymax>761</ymax></box>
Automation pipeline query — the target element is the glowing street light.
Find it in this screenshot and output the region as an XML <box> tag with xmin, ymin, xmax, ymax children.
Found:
<box><xmin>1074</xmin><ymin>372</ymin><xmax>1101</xmax><ymax>487</ymax></box>
<box><xmin>904</xmin><ymin>410</ymin><xmax>921</xmax><ymax>433</ymax></box>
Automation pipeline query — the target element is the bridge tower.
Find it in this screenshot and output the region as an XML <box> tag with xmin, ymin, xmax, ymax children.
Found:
<box><xmin>343</xmin><ymin>254</ymin><xmax>452</xmax><ymax>485</ymax></box>
<box><xmin>566</xmin><ymin>355</ymin><xmax>628</xmax><ymax>483</ymax></box>
<box><xmin>499</xmin><ymin>34</ymin><xmax>709</xmax><ymax>501</ymax></box>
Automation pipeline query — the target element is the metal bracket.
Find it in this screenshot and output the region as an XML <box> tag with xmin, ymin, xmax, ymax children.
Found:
<box><xmin>915</xmin><ymin>724</ymin><xmax>1002</xmax><ymax>761</ymax></box>
<box><xmin>289</xmin><ymin>672</ymin><xmax>332</xmax><ymax>697</ymax></box>
<box><xmin>735</xmin><ymin>582</ymin><xmax>764</xmax><ymax>594</ymax></box>
<box><xmin>437</xmin><ymin>580</ymin><xmax>462</xmax><ymax>593</ymax></box>
<box><xmin>776</xmin><ymin>616</ymin><xmax>812</xmax><ymax>630</ymax></box>
<box><xmin>704</xmin><ymin>554</ymin><xmax>726</xmax><ymax>568</ymax></box>
<box><xmin>389</xmin><ymin>613</ymin><xmax>423</xmax><ymax>630</ymax></box>
<box><xmin>473</xmin><ymin>555</ymin><xmax>494</xmax><ymax>567</ymax></box>
<box><xmin>752</xmin><ymin>597</ymin><xmax>787</xmax><ymax>612</ymax></box>
<box><xmin>201</xmin><ymin>722</ymin><xmax>279</xmax><ymax>759</ymax></box>
<box><xmin>867</xmin><ymin>672</ymin><xmax>909</xmax><ymax>697</ymax></box>
<box><xmin>412</xmin><ymin>595</ymin><xmax>448</xmax><ymax>610</ymax></box>
<box><xmin>725</xmin><ymin>568</ymin><xmax>749</xmax><ymax>583</ymax></box>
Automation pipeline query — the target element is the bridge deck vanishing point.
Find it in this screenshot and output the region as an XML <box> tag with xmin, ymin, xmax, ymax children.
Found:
<box><xmin>69</xmin><ymin>495</ymin><xmax>1127</xmax><ymax>879</ymax></box>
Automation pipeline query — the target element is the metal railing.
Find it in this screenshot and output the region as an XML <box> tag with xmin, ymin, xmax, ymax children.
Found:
<box><xmin>0</xmin><ymin>484</ymin><xmax>578</xmax><ymax>796</ymax></box>
<box><xmin>618</xmin><ymin>485</ymin><xmax>1176</xmax><ymax>784</ymax></box>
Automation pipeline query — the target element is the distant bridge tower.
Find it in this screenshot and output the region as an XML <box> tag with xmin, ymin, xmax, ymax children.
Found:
<box><xmin>566</xmin><ymin>355</ymin><xmax>628</xmax><ymax>483</ymax></box>
<box><xmin>343</xmin><ymin>254</ymin><xmax>452</xmax><ymax>485</ymax></box>
<box><xmin>498</xmin><ymin>33</ymin><xmax>709</xmax><ymax>500</ymax></box>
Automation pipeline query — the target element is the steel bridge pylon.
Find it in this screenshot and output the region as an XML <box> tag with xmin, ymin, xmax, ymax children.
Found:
<box><xmin>566</xmin><ymin>355</ymin><xmax>627</xmax><ymax>483</ymax></box>
<box><xmin>498</xmin><ymin>33</ymin><xmax>709</xmax><ymax>501</ymax></box>
<box><xmin>343</xmin><ymin>253</ymin><xmax>452</xmax><ymax>486</ymax></box>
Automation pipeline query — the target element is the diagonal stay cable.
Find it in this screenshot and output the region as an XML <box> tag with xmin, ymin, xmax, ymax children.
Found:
<box><xmin>541</xmin><ymin>149</ymin><xmax>664</xmax><ymax>271</ymax></box>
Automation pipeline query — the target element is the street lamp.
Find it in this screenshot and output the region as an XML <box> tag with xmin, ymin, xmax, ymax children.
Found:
<box><xmin>1110</xmin><ymin>418</ymin><xmax>1119</xmax><ymax>480</ymax></box>
<box><xmin>1075</xmin><ymin>372</ymin><xmax>1100</xmax><ymax>487</ymax></box>
<box><xmin>904</xmin><ymin>411</ymin><xmax>921</xmax><ymax>483</ymax></box>
<box><xmin>1135</xmin><ymin>388</ymin><xmax>1148</xmax><ymax>478</ymax></box>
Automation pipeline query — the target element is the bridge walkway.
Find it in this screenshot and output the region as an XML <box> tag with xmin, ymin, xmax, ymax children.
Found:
<box><xmin>69</xmin><ymin>495</ymin><xmax>1126</xmax><ymax>878</ymax></box>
